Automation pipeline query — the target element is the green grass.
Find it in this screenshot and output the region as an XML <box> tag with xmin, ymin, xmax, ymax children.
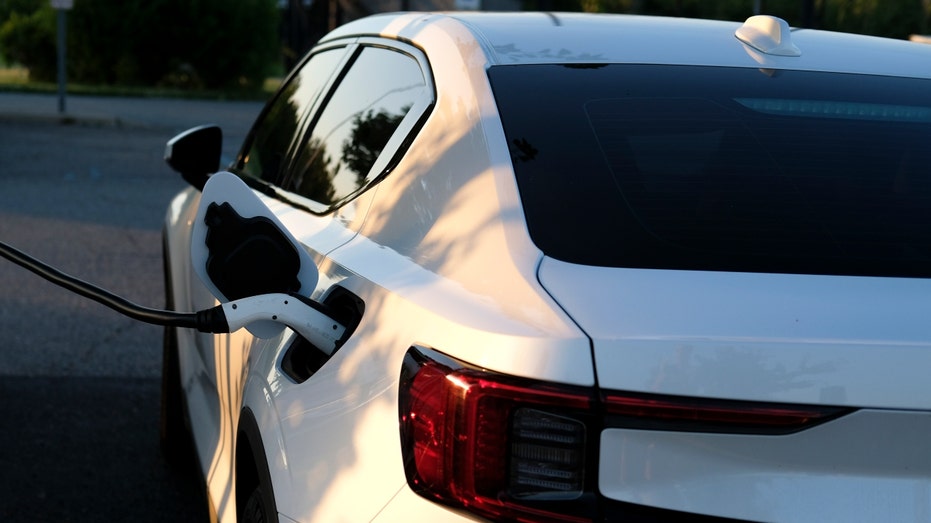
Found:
<box><xmin>0</xmin><ymin>66</ymin><xmax>281</xmax><ymax>101</ymax></box>
<box><xmin>0</xmin><ymin>65</ymin><xmax>28</xmax><ymax>85</ymax></box>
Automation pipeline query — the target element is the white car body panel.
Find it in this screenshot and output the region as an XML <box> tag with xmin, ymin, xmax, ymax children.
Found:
<box><xmin>166</xmin><ymin>187</ymin><xmax>253</xmax><ymax>523</ymax></box>
<box><xmin>167</xmin><ymin>16</ymin><xmax>594</xmax><ymax>520</ymax></box>
<box><xmin>326</xmin><ymin>12</ymin><xmax>931</xmax><ymax>78</ymax></box>
<box><xmin>161</xmin><ymin>11</ymin><xmax>931</xmax><ymax>523</ymax></box>
<box><xmin>370</xmin><ymin>483</ymin><xmax>481</xmax><ymax>522</ymax></box>
<box><xmin>248</xmin><ymin>18</ymin><xmax>595</xmax><ymax>518</ymax></box>
<box><xmin>166</xmin><ymin>174</ymin><xmax>382</xmax><ymax>521</ymax></box>
<box><xmin>600</xmin><ymin>410</ymin><xmax>931</xmax><ymax>522</ymax></box>
<box><xmin>538</xmin><ymin>257</ymin><xmax>931</xmax><ymax>408</ymax></box>
<box><xmin>231</xmin><ymin>237</ymin><xmax>592</xmax><ymax>522</ymax></box>
<box><xmin>539</xmin><ymin>257</ymin><xmax>931</xmax><ymax>521</ymax></box>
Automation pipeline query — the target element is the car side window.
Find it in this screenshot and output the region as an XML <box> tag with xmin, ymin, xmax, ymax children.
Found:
<box><xmin>236</xmin><ymin>47</ymin><xmax>347</xmax><ymax>186</ymax></box>
<box><xmin>285</xmin><ymin>45</ymin><xmax>429</xmax><ymax>210</ymax></box>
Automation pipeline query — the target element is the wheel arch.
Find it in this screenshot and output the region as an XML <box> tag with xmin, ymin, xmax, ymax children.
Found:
<box><xmin>237</xmin><ymin>407</ymin><xmax>279</xmax><ymax>522</ymax></box>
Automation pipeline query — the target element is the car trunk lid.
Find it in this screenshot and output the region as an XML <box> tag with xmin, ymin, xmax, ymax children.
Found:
<box><xmin>538</xmin><ymin>256</ymin><xmax>931</xmax><ymax>410</ymax></box>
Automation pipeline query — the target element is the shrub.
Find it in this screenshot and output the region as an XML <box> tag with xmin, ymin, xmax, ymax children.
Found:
<box><xmin>1</xmin><ymin>0</ymin><xmax>279</xmax><ymax>90</ymax></box>
<box><xmin>0</xmin><ymin>3</ymin><xmax>56</xmax><ymax>82</ymax></box>
<box><xmin>68</xmin><ymin>0</ymin><xmax>279</xmax><ymax>90</ymax></box>
<box><xmin>821</xmin><ymin>0</ymin><xmax>925</xmax><ymax>39</ymax></box>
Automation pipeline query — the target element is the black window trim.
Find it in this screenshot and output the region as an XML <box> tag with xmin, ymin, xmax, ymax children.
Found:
<box><xmin>236</xmin><ymin>36</ymin><xmax>436</xmax><ymax>217</ymax></box>
<box><xmin>233</xmin><ymin>40</ymin><xmax>356</xmax><ymax>183</ymax></box>
<box><xmin>287</xmin><ymin>42</ymin><xmax>361</xmax><ymax>172</ymax></box>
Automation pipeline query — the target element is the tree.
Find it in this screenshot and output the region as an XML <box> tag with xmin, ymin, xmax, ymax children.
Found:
<box><xmin>1</xmin><ymin>0</ymin><xmax>279</xmax><ymax>90</ymax></box>
<box><xmin>822</xmin><ymin>0</ymin><xmax>925</xmax><ymax>39</ymax></box>
<box><xmin>342</xmin><ymin>107</ymin><xmax>407</xmax><ymax>187</ymax></box>
<box><xmin>0</xmin><ymin>2</ymin><xmax>56</xmax><ymax>81</ymax></box>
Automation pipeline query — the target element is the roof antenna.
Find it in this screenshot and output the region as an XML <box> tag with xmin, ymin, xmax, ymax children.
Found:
<box><xmin>735</xmin><ymin>15</ymin><xmax>801</xmax><ymax>57</ymax></box>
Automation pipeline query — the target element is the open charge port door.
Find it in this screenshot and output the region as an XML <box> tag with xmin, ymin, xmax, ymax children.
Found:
<box><xmin>280</xmin><ymin>286</ymin><xmax>364</xmax><ymax>383</ymax></box>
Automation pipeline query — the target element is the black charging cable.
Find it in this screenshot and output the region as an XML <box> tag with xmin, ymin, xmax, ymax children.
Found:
<box><xmin>0</xmin><ymin>239</ymin><xmax>227</xmax><ymax>332</ymax></box>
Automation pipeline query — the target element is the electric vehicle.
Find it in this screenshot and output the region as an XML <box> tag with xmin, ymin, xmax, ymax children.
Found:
<box><xmin>160</xmin><ymin>12</ymin><xmax>931</xmax><ymax>523</ymax></box>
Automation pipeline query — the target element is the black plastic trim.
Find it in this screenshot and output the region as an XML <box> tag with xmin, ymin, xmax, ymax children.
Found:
<box><xmin>599</xmin><ymin>498</ymin><xmax>757</xmax><ymax>522</ymax></box>
<box><xmin>237</xmin><ymin>407</ymin><xmax>279</xmax><ymax>523</ymax></box>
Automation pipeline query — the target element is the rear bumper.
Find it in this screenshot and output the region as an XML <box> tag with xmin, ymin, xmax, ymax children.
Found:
<box><xmin>600</xmin><ymin>409</ymin><xmax>931</xmax><ymax>522</ymax></box>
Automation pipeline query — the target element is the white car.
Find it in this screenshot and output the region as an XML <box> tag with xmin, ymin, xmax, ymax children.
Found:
<box><xmin>160</xmin><ymin>11</ymin><xmax>931</xmax><ymax>523</ymax></box>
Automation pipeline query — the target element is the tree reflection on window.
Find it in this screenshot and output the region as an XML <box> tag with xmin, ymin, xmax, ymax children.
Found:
<box><xmin>342</xmin><ymin>107</ymin><xmax>409</xmax><ymax>188</ymax></box>
<box><xmin>291</xmin><ymin>135</ymin><xmax>337</xmax><ymax>205</ymax></box>
<box><xmin>237</xmin><ymin>47</ymin><xmax>346</xmax><ymax>186</ymax></box>
<box><xmin>290</xmin><ymin>105</ymin><xmax>408</xmax><ymax>206</ymax></box>
<box><xmin>286</xmin><ymin>46</ymin><xmax>426</xmax><ymax>209</ymax></box>
<box><xmin>240</xmin><ymin>81</ymin><xmax>301</xmax><ymax>185</ymax></box>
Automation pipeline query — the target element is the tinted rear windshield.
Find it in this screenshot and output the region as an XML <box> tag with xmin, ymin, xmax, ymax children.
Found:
<box><xmin>489</xmin><ymin>64</ymin><xmax>931</xmax><ymax>277</ymax></box>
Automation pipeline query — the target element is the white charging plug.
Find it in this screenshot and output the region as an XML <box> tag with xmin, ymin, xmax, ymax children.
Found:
<box><xmin>220</xmin><ymin>293</ymin><xmax>346</xmax><ymax>355</ymax></box>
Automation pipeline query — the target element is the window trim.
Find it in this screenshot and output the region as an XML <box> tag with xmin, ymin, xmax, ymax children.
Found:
<box><xmin>235</xmin><ymin>37</ymin><xmax>436</xmax><ymax>216</ymax></box>
<box><xmin>233</xmin><ymin>41</ymin><xmax>356</xmax><ymax>185</ymax></box>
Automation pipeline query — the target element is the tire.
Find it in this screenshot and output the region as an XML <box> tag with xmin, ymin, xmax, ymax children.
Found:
<box><xmin>240</xmin><ymin>485</ymin><xmax>271</xmax><ymax>523</ymax></box>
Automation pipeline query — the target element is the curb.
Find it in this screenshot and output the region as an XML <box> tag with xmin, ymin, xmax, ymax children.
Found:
<box><xmin>0</xmin><ymin>110</ymin><xmax>152</xmax><ymax>129</ymax></box>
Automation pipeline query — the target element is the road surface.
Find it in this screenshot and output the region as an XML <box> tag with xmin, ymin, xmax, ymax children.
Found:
<box><xmin>0</xmin><ymin>93</ymin><xmax>264</xmax><ymax>521</ymax></box>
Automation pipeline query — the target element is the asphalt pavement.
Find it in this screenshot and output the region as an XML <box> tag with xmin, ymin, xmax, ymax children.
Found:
<box><xmin>0</xmin><ymin>92</ymin><xmax>267</xmax><ymax>165</ymax></box>
<box><xmin>0</xmin><ymin>91</ymin><xmax>266</xmax><ymax>134</ymax></box>
<box><xmin>0</xmin><ymin>91</ymin><xmax>267</xmax><ymax>521</ymax></box>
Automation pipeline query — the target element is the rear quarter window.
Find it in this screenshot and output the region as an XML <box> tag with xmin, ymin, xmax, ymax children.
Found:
<box><xmin>284</xmin><ymin>45</ymin><xmax>429</xmax><ymax>211</ymax></box>
<box><xmin>236</xmin><ymin>47</ymin><xmax>347</xmax><ymax>186</ymax></box>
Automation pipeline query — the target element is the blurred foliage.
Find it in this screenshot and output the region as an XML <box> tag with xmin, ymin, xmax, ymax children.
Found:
<box><xmin>0</xmin><ymin>0</ymin><xmax>278</xmax><ymax>90</ymax></box>
<box><xmin>0</xmin><ymin>2</ymin><xmax>56</xmax><ymax>82</ymax></box>
<box><xmin>1</xmin><ymin>0</ymin><xmax>930</xmax><ymax>93</ymax></box>
<box><xmin>0</xmin><ymin>0</ymin><xmax>41</xmax><ymax>21</ymax></box>
<box><xmin>527</xmin><ymin>0</ymin><xmax>929</xmax><ymax>37</ymax></box>
<box><xmin>821</xmin><ymin>0</ymin><xmax>926</xmax><ymax>39</ymax></box>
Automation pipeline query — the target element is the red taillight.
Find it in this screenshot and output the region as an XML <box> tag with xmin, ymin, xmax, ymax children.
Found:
<box><xmin>398</xmin><ymin>347</ymin><xmax>854</xmax><ymax>521</ymax></box>
<box><xmin>398</xmin><ymin>347</ymin><xmax>596</xmax><ymax>523</ymax></box>
<box><xmin>603</xmin><ymin>391</ymin><xmax>852</xmax><ymax>434</ymax></box>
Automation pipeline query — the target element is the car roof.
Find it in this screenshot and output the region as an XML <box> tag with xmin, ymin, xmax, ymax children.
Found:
<box><xmin>321</xmin><ymin>11</ymin><xmax>931</xmax><ymax>79</ymax></box>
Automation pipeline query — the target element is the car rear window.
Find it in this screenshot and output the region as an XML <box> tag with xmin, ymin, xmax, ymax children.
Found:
<box><xmin>489</xmin><ymin>64</ymin><xmax>931</xmax><ymax>277</ymax></box>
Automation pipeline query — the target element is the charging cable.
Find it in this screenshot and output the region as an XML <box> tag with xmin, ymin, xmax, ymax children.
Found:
<box><xmin>0</xmin><ymin>239</ymin><xmax>345</xmax><ymax>354</ymax></box>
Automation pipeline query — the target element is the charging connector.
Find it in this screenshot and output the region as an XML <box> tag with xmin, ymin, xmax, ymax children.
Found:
<box><xmin>0</xmin><ymin>239</ymin><xmax>347</xmax><ymax>350</ymax></box>
<box><xmin>220</xmin><ymin>293</ymin><xmax>346</xmax><ymax>354</ymax></box>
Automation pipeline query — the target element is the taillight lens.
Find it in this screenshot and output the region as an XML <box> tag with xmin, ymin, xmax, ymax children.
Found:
<box><xmin>398</xmin><ymin>346</ymin><xmax>854</xmax><ymax>522</ymax></box>
<box><xmin>398</xmin><ymin>346</ymin><xmax>596</xmax><ymax>523</ymax></box>
<box><xmin>603</xmin><ymin>391</ymin><xmax>853</xmax><ymax>435</ymax></box>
